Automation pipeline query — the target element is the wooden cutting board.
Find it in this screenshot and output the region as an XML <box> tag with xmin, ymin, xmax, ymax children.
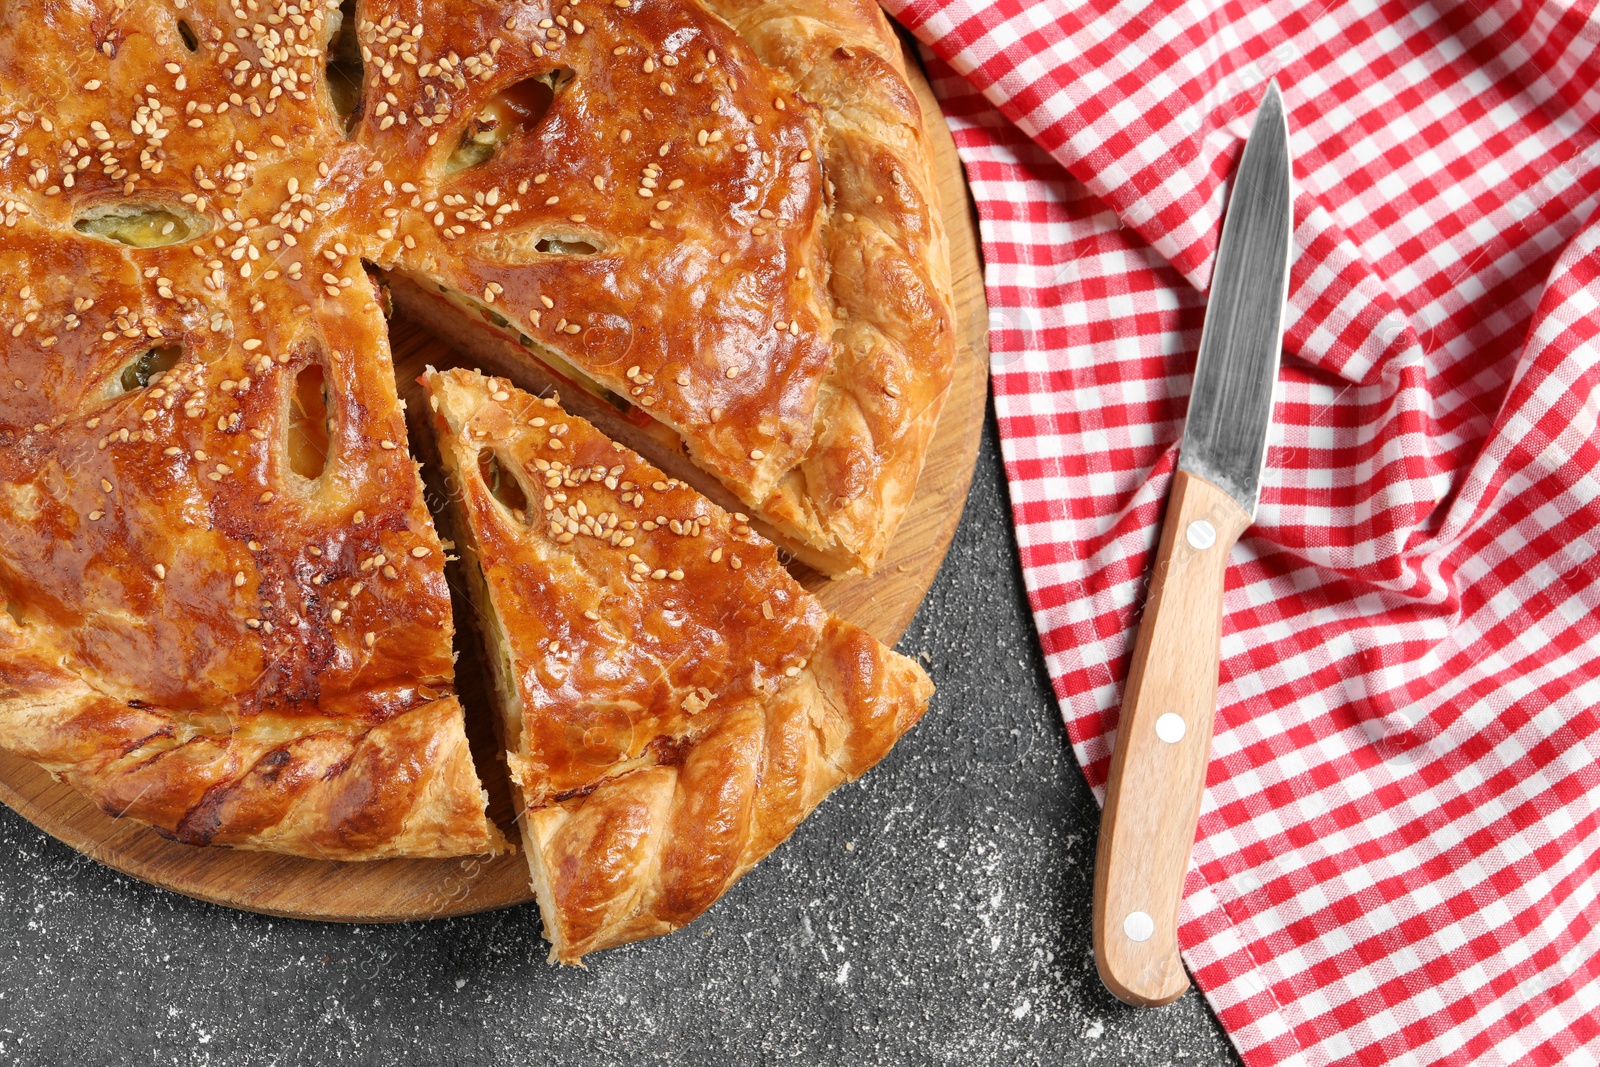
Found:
<box><xmin>0</xmin><ymin>46</ymin><xmax>990</xmax><ymax>922</ymax></box>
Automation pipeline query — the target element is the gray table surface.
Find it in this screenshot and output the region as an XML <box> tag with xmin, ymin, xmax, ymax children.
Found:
<box><xmin>0</xmin><ymin>408</ymin><xmax>1244</xmax><ymax>1067</ymax></box>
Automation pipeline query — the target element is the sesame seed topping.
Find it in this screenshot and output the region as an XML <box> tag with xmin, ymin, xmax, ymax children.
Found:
<box><xmin>0</xmin><ymin>6</ymin><xmax>843</xmax><ymax>658</ymax></box>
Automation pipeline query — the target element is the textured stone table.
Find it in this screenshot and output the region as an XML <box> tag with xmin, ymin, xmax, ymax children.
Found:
<box><xmin>0</xmin><ymin>408</ymin><xmax>1243</xmax><ymax>1067</ymax></box>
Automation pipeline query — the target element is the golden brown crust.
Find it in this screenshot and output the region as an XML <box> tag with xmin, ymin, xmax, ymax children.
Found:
<box><xmin>0</xmin><ymin>615</ymin><xmax>503</xmax><ymax>858</ymax></box>
<box><xmin>699</xmin><ymin>0</ymin><xmax>957</xmax><ymax>572</ymax></box>
<box><xmin>525</xmin><ymin>617</ymin><xmax>931</xmax><ymax>957</ymax></box>
<box><xmin>426</xmin><ymin>367</ymin><xmax>931</xmax><ymax>961</ymax></box>
<box><xmin>0</xmin><ymin>0</ymin><xmax>945</xmax><ymax>858</ymax></box>
<box><xmin>0</xmin><ymin>0</ymin><xmax>505</xmax><ymax>856</ymax></box>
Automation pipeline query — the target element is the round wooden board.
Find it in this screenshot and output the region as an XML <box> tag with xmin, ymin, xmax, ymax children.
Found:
<box><xmin>0</xmin><ymin>45</ymin><xmax>990</xmax><ymax>923</ymax></box>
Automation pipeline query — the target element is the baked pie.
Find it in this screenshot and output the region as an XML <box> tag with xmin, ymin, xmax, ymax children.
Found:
<box><xmin>424</xmin><ymin>368</ymin><xmax>932</xmax><ymax>960</ymax></box>
<box><xmin>0</xmin><ymin>0</ymin><xmax>951</xmax><ymax>938</ymax></box>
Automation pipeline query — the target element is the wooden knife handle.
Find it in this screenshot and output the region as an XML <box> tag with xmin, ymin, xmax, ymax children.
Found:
<box><xmin>1093</xmin><ymin>470</ymin><xmax>1252</xmax><ymax>1007</ymax></box>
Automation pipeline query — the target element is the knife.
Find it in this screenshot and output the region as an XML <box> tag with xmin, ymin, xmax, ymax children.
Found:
<box><xmin>1092</xmin><ymin>81</ymin><xmax>1294</xmax><ymax>1008</ymax></box>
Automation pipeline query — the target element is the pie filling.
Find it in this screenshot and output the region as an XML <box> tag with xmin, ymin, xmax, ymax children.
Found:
<box><xmin>287</xmin><ymin>362</ymin><xmax>334</xmax><ymax>481</ymax></box>
<box><xmin>384</xmin><ymin>271</ymin><xmax>851</xmax><ymax>579</ymax></box>
<box><xmin>391</xmin><ymin>274</ymin><xmax>695</xmax><ymax>477</ymax></box>
<box><xmin>387</xmin><ymin>273</ymin><xmax>858</xmax><ymax>578</ymax></box>
<box><xmin>73</xmin><ymin>203</ymin><xmax>210</xmax><ymax>247</ymax></box>
<box><xmin>443</xmin><ymin>71</ymin><xmax>569</xmax><ymax>176</ymax></box>
<box><xmin>113</xmin><ymin>345</ymin><xmax>181</xmax><ymax>396</ymax></box>
<box><xmin>324</xmin><ymin>0</ymin><xmax>363</xmax><ymax>135</ymax></box>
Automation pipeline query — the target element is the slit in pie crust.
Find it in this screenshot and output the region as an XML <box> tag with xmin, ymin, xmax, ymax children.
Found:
<box><xmin>423</xmin><ymin>367</ymin><xmax>932</xmax><ymax>961</ymax></box>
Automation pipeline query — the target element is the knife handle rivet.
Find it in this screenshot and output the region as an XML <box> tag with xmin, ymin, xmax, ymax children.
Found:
<box><xmin>1123</xmin><ymin>911</ymin><xmax>1155</xmax><ymax>943</ymax></box>
<box><xmin>1186</xmin><ymin>519</ymin><xmax>1217</xmax><ymax>551</ymax></box>
<box><xmin>1155</xmin><ymin>713</ymin><xmax>1187</xmax><ymax>744</ymax></box>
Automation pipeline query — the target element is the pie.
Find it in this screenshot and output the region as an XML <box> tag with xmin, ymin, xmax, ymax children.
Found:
<box><xmin>0</xmin><ymin>0</ymin><xmax>952</xmax><ymax>943</ymax></box>
<box><xmin>423</xmin><ymin>368</ymin><xmax>932</xmax><ymax>961</ymax></box>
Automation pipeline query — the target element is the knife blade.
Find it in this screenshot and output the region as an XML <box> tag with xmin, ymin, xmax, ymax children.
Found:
<box><xmin>1092</xmin><ymin>81</ymin><xmax>1293</xmax><ymax>1008</ymax></box>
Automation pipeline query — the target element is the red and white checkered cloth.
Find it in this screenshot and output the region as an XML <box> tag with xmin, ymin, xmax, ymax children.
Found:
<box><xmin>880</xmin><ymin>0</ymin><xmax>1600</xmax><ymax>1063</ymax></box>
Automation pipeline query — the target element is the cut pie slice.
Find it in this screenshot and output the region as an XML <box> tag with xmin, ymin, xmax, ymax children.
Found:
<box><xmin>423</xmin><ymin>367</ymin><xmax>932</xmax><ymax>961</ymax></box>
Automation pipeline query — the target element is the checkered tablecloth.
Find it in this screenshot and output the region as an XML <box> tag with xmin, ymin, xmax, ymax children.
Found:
<box><xmin>881</xmin><ymin>1</ymin><xmax>1600</xmax><ymax>1063</ymax></box>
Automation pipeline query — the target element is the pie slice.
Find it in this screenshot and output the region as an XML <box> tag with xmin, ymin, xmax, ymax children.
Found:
<box><xmin>423</xmin><ymin>367</ymin><xmax>932</xmax><ymax>961</ymax></box>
